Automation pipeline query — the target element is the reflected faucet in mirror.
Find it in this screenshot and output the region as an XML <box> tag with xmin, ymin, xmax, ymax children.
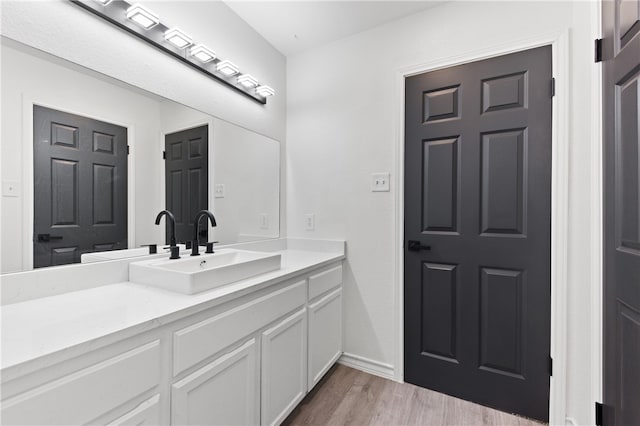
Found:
<box><xmin>155</xmin><ymin>210</ymin><xmax>177</xmax><ymax>247</ymax></box>
<box><xmin>192</xmin><ymin>210</ymin><xmax>217</xmax><ymax>256</ymax></box>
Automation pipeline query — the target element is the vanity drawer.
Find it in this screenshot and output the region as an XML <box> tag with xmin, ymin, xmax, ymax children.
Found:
<box><xmin>1</xmin><ymin>340</ymin><xmax>161</xmax><ymax>425</ymax></box>
<box><xmin>308</xmin><ymin>264</ymin><xmax>343</xmax><ymax>301</ymax></box>
<box><xmin>173</xmin><ymin>280</ymin><xmax>306</xmax><ymax>376</ymax></box>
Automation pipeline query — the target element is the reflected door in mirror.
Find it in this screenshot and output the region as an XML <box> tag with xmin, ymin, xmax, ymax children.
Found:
<box><xmin>165</xmin><ymin>125</ymin><xmax>209</xmax><ymax>245</ymax></box>
<box><xmin>33</xmin><ymin>106</ymin><xmax>128</xmax><ymax>268</ymax></box>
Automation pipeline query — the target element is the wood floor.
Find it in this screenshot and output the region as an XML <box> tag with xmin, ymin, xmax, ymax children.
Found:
<box><xmin>283</xmin><ymin>364</ymin><xmax>545</xmax><ymax>426</ymax></box>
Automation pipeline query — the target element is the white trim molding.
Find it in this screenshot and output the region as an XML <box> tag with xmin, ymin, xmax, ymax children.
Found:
<box><xmin>589</xmin><ymin>0</ymin><xmax>604</xmax><ymax>421</ymax></box>
<box><xmin>338</xmin><ymin>352</ymin><xmax>395</xmax><ymax>381</ymax></box>
<box><xmin>393</xmin><ymin>30</ymin><xmax>571</xmax><ymax>425</ymax></box>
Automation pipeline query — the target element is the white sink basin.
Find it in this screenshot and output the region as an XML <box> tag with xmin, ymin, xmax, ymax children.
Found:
<box><xmin>129</xmin><ymin>249</ymin><xmax>282</xmax><ymax>294</ymax></box>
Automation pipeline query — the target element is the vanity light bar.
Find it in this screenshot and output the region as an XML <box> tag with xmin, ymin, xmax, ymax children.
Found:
<box><xmin>237</xmin><ymin>74</ymin><xmax>259</xmax><ymax>88</ymax></box>
<box><xmin>190</xmin><ymin>44</ymin><xmax>216</xmax><ymax>63</ymax></box>
<box><xmin>256</xmin><ymin>85</ymin><xmax>275</xmax><ymax>97</ymax></box>
<box><xmin>72</xmin><ymin>0</ymin><xmax>272</xmax><ymax>104</ymax></box>
<box><xmin>217</xmin><ymin>60</ymin><xmax>240</xmax><ymax>76</ymax></box>
<box><xmin>126</xmin><ymin>4</ymin><xmax>159</xmax><ymax>29</ymax></box>
<box><xmin>164</xmin><ymin>28</ymin><xmax>193</xmax><ymax>49</ymax></box>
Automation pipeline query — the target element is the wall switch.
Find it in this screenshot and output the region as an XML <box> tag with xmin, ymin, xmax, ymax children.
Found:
<box><xmin>214</xmin><ymin>184</ymin><xmax>225</xmax><ymax>198</ymax></box>
<box><xmin>259</xmin><ymin>214</ymin><xmax>269</xmax><ymax>229</ymax></box>
<box><xmin>304</xmin><ymin>214</ymin><xmax>315</xmax><ymax>231</ymax></box>
<box><xmin>371</xmin><ymin>172</ymin><xmax>390</xmax><ymax>192</ymax></box>
<box><xmin>2</xmin><ymin>180</ymin><xmax>20</xmax><ymax>197</ymax></box>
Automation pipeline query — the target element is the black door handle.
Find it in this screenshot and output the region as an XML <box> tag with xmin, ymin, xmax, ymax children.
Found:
<box><xmin>37</xmin><ymin>233</ymin><xmax>63</xmax><ymax>242</ymax></box>
<box><xmin>407</xmin><ymin>240</ymin><xmax>431</xmax><ymax>251</ymax></box>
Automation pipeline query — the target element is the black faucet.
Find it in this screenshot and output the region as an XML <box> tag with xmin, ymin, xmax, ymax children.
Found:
<box><xmin>191</xmin><ymin>210</ymin><xmax>217</xmax><ymax>256</ymax></box>
<box><xmin>155</xmin><ymin>210</ymin><xmax>177</xmax><ymax>248</ymax></box>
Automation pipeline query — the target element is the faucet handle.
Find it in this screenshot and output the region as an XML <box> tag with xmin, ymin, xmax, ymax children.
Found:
<box><xmin>205</xmin><ymin>242</ymin><xmax>215</xmax><ymax>254</ymax></box>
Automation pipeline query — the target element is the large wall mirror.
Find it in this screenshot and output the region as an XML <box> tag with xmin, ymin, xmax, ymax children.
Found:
<box><xmin>1</xmin><ymin>38</ymin><xmax>280</xmax><ymax>273</ymax></box>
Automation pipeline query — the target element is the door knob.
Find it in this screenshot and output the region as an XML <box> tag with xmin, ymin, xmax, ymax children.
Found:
<box><xmin>407</xmin><ymin>240</ymin><xmax>431</xmax><ymax>251</ymax></box>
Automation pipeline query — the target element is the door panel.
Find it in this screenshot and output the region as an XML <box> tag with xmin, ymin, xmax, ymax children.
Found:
<box><xmin>603</xmin><ymin>0</ymin><xmax>640</xmax><ymax>424</ymax></box>
<box><xmin>405</xmin><ymin>46</ymin><xmax>552</xmax><ymax>421</ymax></box>
<box><xmin>422</xmin><ymin>138</ymin><xmax>459</xmax><ymax>233</ymax></box>
<box><xmin>420</xmin><ymin>262</ymin><xmax>458</xmax><ymax>361</ymax></box>
<box><xmin>33</xmin><ymin>106</ymin><xmax>128</xmax><ymax>268</ymax></box>
<box><xmin>164</xmin><ymin>125</ymin><xmax>208</xmax><ymax>245</ymax></box>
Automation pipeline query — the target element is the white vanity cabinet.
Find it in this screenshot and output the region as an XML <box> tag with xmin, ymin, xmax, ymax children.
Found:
<box><xmin>171</xmin><ymin>339</ymin><xmax>259</xmax><ymax>426</ymax></box>
<box><xmin>1</xmin><ymin>340</ymin><xmax>163</xmax><ymax>426</ymax></box>
<box><xmin>1</xmin><ymin>260</ymin><xmax>343</xmax><ymax>426</ymax></box>
<box><xmin>261</xmin><ymin>307</ymin><xmax>307</xmax><ymax>426</ymax></box>
<box><xmin>307</xmin><ymin>266</ymin><xmax>344</xmax><ymax>391</ymax></box>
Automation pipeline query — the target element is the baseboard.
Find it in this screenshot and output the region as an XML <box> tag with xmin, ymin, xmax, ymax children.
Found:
<box><xmin>338</xmin><ymin>352</ymin><xmax>395</xmax><ymax>381</ymax></box>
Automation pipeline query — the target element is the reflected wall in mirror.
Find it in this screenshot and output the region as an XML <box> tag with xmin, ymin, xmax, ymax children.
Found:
<box><xmin>1</xmin><ymin>38</ymin><xmax>280</xmax><ymax>273</ymax></box>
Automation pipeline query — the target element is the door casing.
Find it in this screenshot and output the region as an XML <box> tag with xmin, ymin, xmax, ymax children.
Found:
<box><xmin>391</xmin><ymin>29</ymin><xmax>599</xmax><ymax>425</ymax></box>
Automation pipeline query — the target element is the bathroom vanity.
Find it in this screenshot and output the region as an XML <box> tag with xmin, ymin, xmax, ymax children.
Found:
<box><xmin>0</xmin><ymin>239</ymin><xmax>345</xmax><ymax>426</ymax></box>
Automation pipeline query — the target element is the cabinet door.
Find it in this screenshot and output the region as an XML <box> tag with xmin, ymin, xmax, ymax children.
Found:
<box><xmin>171</xmin><ymin>339</ymin><xmax>259</xmax><ymax>426</ymax></box>
<box><xmin>261</xmin><ymin>308</ymin><xmax>307</xmax><ymax>426</ymax></box>
<box><xmin>308</xmin><ymin>288</ymin><xmax>342</xmax><ymax>391</ymax></box>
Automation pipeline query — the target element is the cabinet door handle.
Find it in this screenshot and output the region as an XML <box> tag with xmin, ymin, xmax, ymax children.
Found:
<box><xmin>407</xmin><ymin>240</ymin><xmax>431</xmax><ymax>251</ymax></box>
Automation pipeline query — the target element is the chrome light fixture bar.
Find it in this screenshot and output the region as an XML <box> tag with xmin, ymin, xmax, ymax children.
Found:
<box><xmin>74</xmin><ymin>0</ymin><xmax>270</xmax><ymax>104</ymax></box>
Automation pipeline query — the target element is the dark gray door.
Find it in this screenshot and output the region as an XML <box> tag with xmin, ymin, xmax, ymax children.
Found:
<box><xmin>33</xmin><ymin>106</ymin><xmax>128</xmax><ymax>268</ymax></box>
<box><xmin>602</xmin><ymin>1</ymin><xmax>640</xmax><ymax>425</ymax></box>
<box><xmin>404</xmin><ymin>46</ymin><xmax>552</xmax><ymax>421</ymax></box>
<box><xmin>164</xmin><ymin>125</ymin><xmax>208</xmax><ymax>245</ymax></box>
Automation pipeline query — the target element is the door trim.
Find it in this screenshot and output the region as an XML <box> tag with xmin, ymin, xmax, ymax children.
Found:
<box><xmin>21</xmin><ymin>94</ymin><xmax>136</xmax><ymax>270</ymax></box>
<box><xmin>589</xmin><ymin>0</ymin><xmax>604</xmax><ymax>419</ymax></box>
<box><xmin>393</xmin><ymin>30</ymin><xmax>576</xmax><ymax>425</ymax></box>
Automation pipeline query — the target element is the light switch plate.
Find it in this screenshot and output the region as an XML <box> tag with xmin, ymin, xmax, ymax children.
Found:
<box><xmin>371</xmin><ymin>172</ymin><xmax>390</xmax><ymax>192</ymax></box>
<box><xmin>2</xmin><ymin>180</ymin><xmax>20</xmax><ymax>197</ymax></box>
<box><xmin>214</xmin><ymin>184</ymin><xmax>225</xmax><ymax>198</ymax></box>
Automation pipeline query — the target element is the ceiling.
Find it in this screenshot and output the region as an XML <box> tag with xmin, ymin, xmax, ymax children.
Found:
<box><xmin>224</xmin><ymin>1</ymin><xmax>445</xmax><ymax>57</ymax></box>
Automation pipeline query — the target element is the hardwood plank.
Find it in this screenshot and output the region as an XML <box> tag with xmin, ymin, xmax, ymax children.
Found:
<box><xmin>284</xmin><ymin>365</ymin><xmax>545</xmax><ymax>426</ymax></box>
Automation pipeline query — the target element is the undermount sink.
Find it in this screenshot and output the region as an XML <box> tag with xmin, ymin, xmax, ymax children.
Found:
<box><xmin>129</xmin><ymin>249</ymin><xmax>282</xmax><ymax>294</ymax></box>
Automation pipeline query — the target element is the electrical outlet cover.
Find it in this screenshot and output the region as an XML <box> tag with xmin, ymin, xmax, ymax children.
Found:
<box><xmin>304</xmin><ymin>214</ymin><xmax>315</xmax><ymax>231</ymax></box>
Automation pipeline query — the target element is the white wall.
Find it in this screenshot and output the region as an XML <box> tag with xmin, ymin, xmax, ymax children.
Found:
<box><xmin>0</xmin><ymin>0</ymin><xmax>287</xmax><ymax>252</ymax></box>
<box><xmin>286</xmin><ymin>1</ymin><xmax>599</xmax><ymax>424</ymax></box>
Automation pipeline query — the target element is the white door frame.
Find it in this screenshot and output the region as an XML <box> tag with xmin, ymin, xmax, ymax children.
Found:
<box><xmin>21</xmin><ymin>94</ymin><xmax>137</xmax><ymax>270</ymax></box>
<box><xmin>393</xmin><ymin>30</ymin><xmax>571</xmax><ymax>425</ymax></box>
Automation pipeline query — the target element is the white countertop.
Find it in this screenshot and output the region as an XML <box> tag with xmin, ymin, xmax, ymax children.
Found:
<box><xmin>1</xmin><ymin>248</ymin><xmax>344</xmax><ymax>373</ymax></box>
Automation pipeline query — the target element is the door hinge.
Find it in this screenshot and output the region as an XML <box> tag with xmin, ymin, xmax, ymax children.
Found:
<box><xmin>595</xmin><ymin>38</ymin><xmax>603</xmax><ymax>62</ymax></box>
<box><xmin>551</xmin><ymin>78</ymin><xmax>556</xmax><ymax>97</ymax></box>
<box><xmin>595</xmin><ymin>402</ymin><xmax>603</xmax><ymax>426</ymax></box>
<box><xmin>127</xmin><ymin>145</ymin><xmax>130</xmax><ymax>155</ymax></box>
<box><xmin>549</xmin><ymin>356</ymin><xmax>553</xmax><ymax>376</ymax></box>
<box><xmin>162</xmin><ymin>150</ymin><xmax>166</xmax><ymax>160</ymax></box>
